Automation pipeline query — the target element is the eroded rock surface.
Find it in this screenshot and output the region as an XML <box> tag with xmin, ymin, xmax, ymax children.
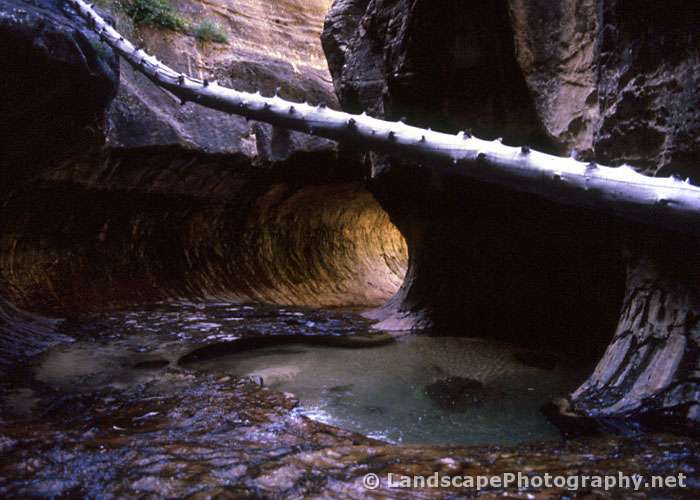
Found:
<box><xmin>509</xmin><ymin>0</ymin><xmax>700</xmax><ymax>176</ymax></box>
<box><xmin>508</xmin><ymin>0</ymin><xmax>600</xmax><ymax>155</ymax></box>
<box><xmin>322</xmin><ymin>0</ymin><xmax>700</xmax><ymax>425</ymax></box>
<box><xmin>0</xmin><ymin>152</ymin><xmax>406</xmax><ymax>313</ymax></box>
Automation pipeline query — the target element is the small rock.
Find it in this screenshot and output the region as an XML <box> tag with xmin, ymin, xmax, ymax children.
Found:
<box><xmin>425</xmin><ymin>377</ymin><xmax>490</xmax><ymax>411</ymax></box>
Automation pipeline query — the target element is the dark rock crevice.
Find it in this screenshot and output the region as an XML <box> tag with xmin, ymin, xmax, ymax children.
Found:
<box><xmin>323</xmin><ymin>0</ymin><xmax>553</xmax><ymax>148</ymax></box>
<box><xmin>0</xmin><ymin>0</ymin><xmax>118</xmax><ymax>196</ymax></box>
<box><xmin>366</xmin><ymin>165</ymin><xmax>626</xmax><ymax>360</ymax></box>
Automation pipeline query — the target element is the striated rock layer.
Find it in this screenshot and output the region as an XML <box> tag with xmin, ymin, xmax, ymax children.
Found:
<box><xmin>0</xmin><ymin>0</ymin><xmax>406</xmax><ymax>320</ymax></box>
<box><xmin>0</xmin><ymin>149</ymin><xmax>406</xmax><ymax>313</ymax></box>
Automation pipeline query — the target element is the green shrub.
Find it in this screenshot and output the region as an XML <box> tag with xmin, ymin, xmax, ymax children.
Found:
<box><xmin>123</xmin><ymin>0</ymin><xmax>189</xmax><ymax>32</ymax></box>
<box><xmin>192</xmin><ymin>20</ymin><xmax>228</xmax><ymax>44</ymax></box>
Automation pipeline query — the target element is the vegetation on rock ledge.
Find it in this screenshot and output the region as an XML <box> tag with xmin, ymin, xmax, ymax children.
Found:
<box><xmin>119</xmin><ymin>0</ymin><xmax>229</xmax><ymax>44</ymax></box>
<box><xmin>122</xmin><ymin>0</ymin><xmax>188</xmax><ymax>32</ymax></box>
<box><xmin>192</xmin><ymin>20</ymin><xmax>228</xmax><ymax>44</ymax></box>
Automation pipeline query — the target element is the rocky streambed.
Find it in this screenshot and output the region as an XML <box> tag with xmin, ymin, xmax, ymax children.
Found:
<box><xmin>0</xmin><ymin>303</ymin><xmax>698</xmax><ymax>497</ymax></box>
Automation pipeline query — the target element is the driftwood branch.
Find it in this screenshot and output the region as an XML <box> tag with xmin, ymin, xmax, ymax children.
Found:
<box><xmin>68</xmin><ymin>0</ymin><xmax>700</xmax><ymax>232</ymax></box>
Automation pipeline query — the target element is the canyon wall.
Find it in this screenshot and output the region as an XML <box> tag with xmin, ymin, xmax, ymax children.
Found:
<box><xmin>0</xmin><ymin>0</ymin><xmax>406</xmax><ymax>369</ymax></box>
<box><xmin>0</xmin><ymin>0</ymin><xmax>120</xmax><ymax>361</ymax></box>
<box><xmin>1</xmin><ymin>0</ymin><xmax>698</xmax><ymax>426</ymax></box>
<box><xmin>322</xmin><ymin>0</ymin><xmax>700</xmax><ymax>423</ymax></box>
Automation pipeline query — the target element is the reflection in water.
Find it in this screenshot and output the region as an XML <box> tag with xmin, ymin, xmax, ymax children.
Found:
<box><xmin>189</xmin><ymin>336</ymin><xmax>585</xmax><ymax>446</ymax></box>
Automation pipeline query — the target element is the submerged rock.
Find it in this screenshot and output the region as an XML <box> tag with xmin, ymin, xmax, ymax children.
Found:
<box><xmin>425</xmin><ymin>377</ymin><xmax>491</xmax><ymax>410</ymax></box>
<box><xmin>132</xmin><ymin>359</ymin><xmax>170</xmax><ymax>370</ymax></box>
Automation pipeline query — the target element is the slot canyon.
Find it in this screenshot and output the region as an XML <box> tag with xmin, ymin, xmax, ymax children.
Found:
<box><xmin>0</xmin><ymin>0</ymin><xmax>698</xmax><ymax>497</ymax></box>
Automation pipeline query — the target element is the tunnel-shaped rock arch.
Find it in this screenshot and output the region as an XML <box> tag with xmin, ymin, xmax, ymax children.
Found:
<box><xmin>0</xmin><ymin>149</ymin><xmax>407</xmax><ymax>315</ymax></box>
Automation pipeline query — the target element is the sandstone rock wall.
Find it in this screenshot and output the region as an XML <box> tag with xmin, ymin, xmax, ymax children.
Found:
<box><xmin>323</xmin><ymin>0</ymin><xmax>699</xmax><ymax>173</ymax></box>
<box><xmin>0</xmin><ymin>0</ymin><xmax>405</xmax><ymax>348</ymax></box>
<box><xmin>105</xmin><ymin>0</ymin><xmax>337</xmax><ymax>158</ymax></box>
<box><xmin>509</xmin><ymin>0</ymin><xmax>700</xmax><ymax>177</ymax></box>
<box><xmin>322</xmin><ymin>0</ymin><xmax>700</xmax><ymax>423</ymax></box>
<box><xmin>0</xmin><ymin>150</ymin><xmax>406</xmax><ymax>313</ymax></box>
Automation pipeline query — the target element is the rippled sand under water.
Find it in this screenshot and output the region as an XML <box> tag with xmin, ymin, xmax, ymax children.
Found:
<box><xmin>189</xmin><ymin>335</ymin><xmax>584</xmax><ymax>446</ymax></box>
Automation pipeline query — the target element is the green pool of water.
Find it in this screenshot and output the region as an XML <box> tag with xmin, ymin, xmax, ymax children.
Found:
<box><xmin>190</xmin><ymin>335</ymin><xmax>583</xmax><ymax>446</ymax></box>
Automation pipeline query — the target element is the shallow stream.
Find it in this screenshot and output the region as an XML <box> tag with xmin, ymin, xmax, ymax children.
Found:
<box><xmin>3</xmin><ymin>302</ymin><xmax>585</xmax><ymax>447</ymax></box>
<box><xmin>189</xmin><ymin>335</ymin><xmax>583</xmax><ymax>445</ymax></box>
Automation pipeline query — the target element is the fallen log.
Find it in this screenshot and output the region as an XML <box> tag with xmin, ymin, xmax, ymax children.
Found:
<box><xmin>67</xmin><ymin>0</ymin><xmax>700</xmax><ymax>233</ymax></box>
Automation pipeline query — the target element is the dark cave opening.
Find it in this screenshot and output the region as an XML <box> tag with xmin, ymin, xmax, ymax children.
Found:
<box><xmin>368</xmin><ymin>164</ymin><xmax>628</xmax><ymax>364</ymax></box>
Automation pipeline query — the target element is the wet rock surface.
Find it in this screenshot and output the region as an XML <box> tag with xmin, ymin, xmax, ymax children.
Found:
<box><xmin>1</xmin><ymin>303</ymin><xmax>698</xmax><ymax>497</ymax></box>
<box><xmin>1</xmin><ymin>369</ymin><xmax>698</xmax><ymax>497</ymax></box>
<box><xmin>0</xmin><ymin>372</ymin><xmax>375</xmax><ymax>497</ymax></box>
